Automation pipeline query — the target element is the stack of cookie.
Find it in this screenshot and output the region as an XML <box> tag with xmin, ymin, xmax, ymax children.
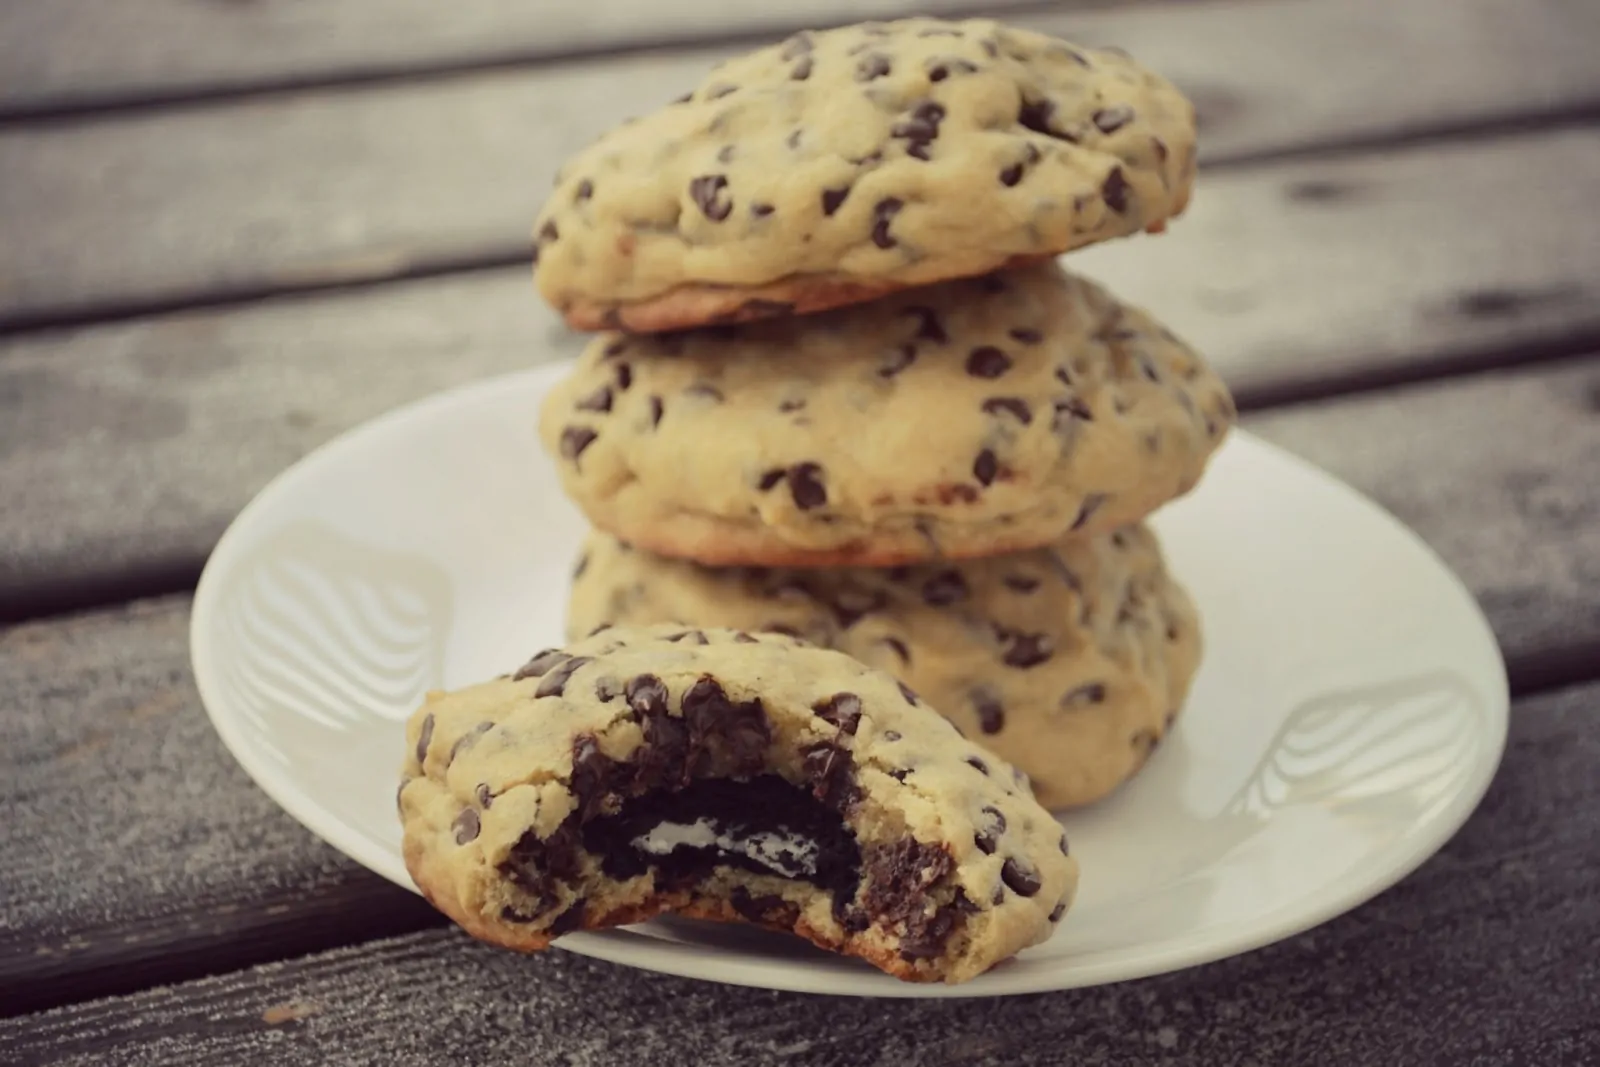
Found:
<box><xmin>532</xmin><ymin>17</ymin><xmax>1235</xmax><ymax>811</ymax></box>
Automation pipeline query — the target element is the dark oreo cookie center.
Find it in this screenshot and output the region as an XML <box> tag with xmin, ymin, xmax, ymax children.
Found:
<box><xmin>583</xmin><ymin>775</ymin><xmax>861</xmax><ymax>900</ymax></box>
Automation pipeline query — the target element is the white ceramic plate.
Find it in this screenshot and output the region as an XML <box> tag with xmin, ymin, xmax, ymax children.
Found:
<box><xmin>191</xmin><ymin>361</ymin><xmax>1508</xmax><ymax>998</ymax></box>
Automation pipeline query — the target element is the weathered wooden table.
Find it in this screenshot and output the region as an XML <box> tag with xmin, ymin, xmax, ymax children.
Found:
<box><xmin>2</xmin><ymin>0</ymin><xmax>1597</xmax><ymax>1063</ymax></box>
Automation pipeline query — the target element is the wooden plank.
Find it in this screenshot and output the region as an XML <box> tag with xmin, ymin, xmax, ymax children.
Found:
<box><xmin>5</xmin><ymin>678</ymin><xmax>1596</xmax><ymax>1063</ymax></box>
<box><xmin>2</xmin><ymin>0</ymin><xmax>1596</xmax><ymax>329</ymax></box>
<box><xmin>3</xmin><ymin>130</ymin><xmax>1597</xmax><ymax>620</ymax></box>
<box><xmin>0</xmin><ymin>597</ymin><xmax>442</xmax><ymax>1019</ymax></box>
<box><xmin>0</xmin><ymin>0</ymin><xmax>1096</xmax><ymax>117</ymax></box>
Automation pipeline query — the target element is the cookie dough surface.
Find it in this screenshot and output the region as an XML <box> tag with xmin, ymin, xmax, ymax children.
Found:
<box><xmin>568</xmin><ymin>524</ymin><xmax>1200</xmax><ymax>809</ymax></box>
<box><xmin>539</xmin><ymin>261</ymin><xmax>1234</xmax><ymax>566</ymax></box>
<box><xmin>400</xmin><ymin>624</ymin><xmax>1076</xmax><ymax>983</ymax></box>
<box><xmin>533</xmin><ymin>17</ymin><xmax>1196</xmax><ymax>331</ymax></box>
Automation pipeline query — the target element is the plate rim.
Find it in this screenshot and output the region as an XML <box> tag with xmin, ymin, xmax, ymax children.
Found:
<box><xmin>190</xmin><ymin>362</ymin><xmax>1511</xmax><ymax>998</ymax></box>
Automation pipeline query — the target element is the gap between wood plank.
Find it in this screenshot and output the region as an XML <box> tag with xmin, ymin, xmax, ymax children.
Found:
<box><xmin>3</xmin><ymin>111</ymin><xmax>1596</xmax><ymax>339</ymax></box>
<box><xmin>0</xmin><ymin>0</ymin><xmax>1080</xmax><ymax>125</ymax></box>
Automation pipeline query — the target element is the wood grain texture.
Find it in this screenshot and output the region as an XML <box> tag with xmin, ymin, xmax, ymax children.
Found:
<box><xmin>0</xmin><ymin>598</ymin><xmax>441</xmax><ymax>1019</ymax></box>
<box><xmin>0</xmin><ymin>0</ymin><xmax>1093</xmax><ymax>116</ymax></box>
<box><xmin>1246</xmin><ymin>361</ymin><xmax>1600</xmax><ymax>690</ymax></box>
<box><xmin>3</xmin><ymin>0</ymin><xmax>1597</xmax><ymax>328</ymax></box>
<box><xmin>3</xmin><ymin>131</ymin><xmax>1598</xmax><ymax>620</ymax></box>
<box><xmin>5</xmin><ymin>678</ymin><xmax>1596</xmax><ymax>1066</ymax></box>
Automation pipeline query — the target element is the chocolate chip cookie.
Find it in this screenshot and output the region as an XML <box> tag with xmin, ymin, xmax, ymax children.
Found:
<box><xmin>539</xmin><ymin>261</ymin><xmax>1234</xmax><ymax>567</ymax></box>
<box><xmin>399</xmin><ymin>624</ymin><xmax>1077</xmax><ymax>983</ymax></box>
<box><xmin>568</xmin><ymin>523</ymin><xmax>1199</xmax><ymax>809</ymax></box>
<box><xmin>533</xmin><ymin>17</ymin><xmax>1196</xmax><ymax>332</ymax></box>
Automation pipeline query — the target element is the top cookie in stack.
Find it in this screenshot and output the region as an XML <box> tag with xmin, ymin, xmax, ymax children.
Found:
<box><xmin>531</xmin><ymin>17</ymin><xmax>1230</xmax><ymax>813</ymax></box>
<box><xmin>533</xmin><ymin>17</ymin><xmax>1196</xmax><ymax>334</ymax></box>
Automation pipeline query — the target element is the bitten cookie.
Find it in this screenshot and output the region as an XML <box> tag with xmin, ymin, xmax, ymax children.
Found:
<box><xmin>400</xmin><ymin>625</ymin><xmax>1076</xmax><ymax>984</ymax></box>
<box><xmin>533</xmin><ymin>17</ymin><xmax>1196</xmax><ymax>332</ymax></box>
<box><xmin>539</xmin><ymin>261</ymin><xmax>1234</xmax><ymax>567</ymax></box>
<box><xmin>568</xmin><ymin>525</ymin><xmax>1200</xmax><ymax>809</ymax></box>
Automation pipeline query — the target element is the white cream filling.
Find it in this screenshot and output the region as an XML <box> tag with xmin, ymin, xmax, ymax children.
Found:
<box><xmin>632</xmin><ymin>817</ymin><xmax>819</xmax><ymax>878</ymax></box>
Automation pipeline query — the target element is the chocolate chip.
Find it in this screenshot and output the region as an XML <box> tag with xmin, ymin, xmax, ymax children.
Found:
<box><xmin>814</xmin><ymin>692</ymin><xmax>863</xmax><ymax>735</ymax></box>
<box><xmin>1001</xmin><ymin>857</ymin><xmax>1042</xmax><ymax>897</ymax></box>
<box><xmin>891</xmin><ymin>101</ymin><xmax>946</xmax><ymax>160</ymax></box>
<box><xmin>973</xmin><ymin>449</ymin><xmax>999</xmax><ymax>487</ymax></box>
<box><xmin>927</xmin><ymin>59</ymin><xmax>977</xmax><ymax>82</ymax></box>
<box><xmin>624</xmin><ymin>674</ymin><xmax>669</xmax><ymax>717</ymax></box>
<box><xmin>549</xmin><ymin>899</ymin><xmax>588</xmax><ymax>936</ymax></box>
<box><xmin>448</xmin><ymin>721</ymin><xmax>494</xmax><ymax>765</ymax></box>
<box><xmin>1059</xmin><ymin>829</ymin><xmax>1071</xmax><ymax>855</ymax></box>
<box><xmin>981</xmin><ymin>397</ymin><xmax>1032</xmax><ymax>425</ymax></box>
<box><xmin>902</xmin><ymin>306</ymin><xmax>947</xmax><ymax>344</ymax></box>
<box><xmin>535</xmin><ymin>656</ymin><xmax>591</xmax><ymax>698</ymax></box>
<box><xmin>879</xmin><ymin>343</ymin><xmax>917</xmax><ymax>378</ymax></box>
<box><xmin>571</xmin><ymin>733</ymin><xmax>621</xmax><ymax>822</ymax></box>
<box><xmin>821</xmin><ymin>186</ymin><xmax>851</xmax><ymax>215</ymax></box>
<box><xmin>1070</xmin><ymin>493</ymin><xmax>1108</xmax><ymax>531</ymax></box>
<box><xmin>966</xmin><ymin>346</ymin><xmax>1012</xmax><ymax>378</ymax></box>
<box><xmin>778</xmin><ymin>397</ymin><xmax>806</xmax><ymax>413</ymax></box>
<box><xmin>1061</xmin><ymin>682</ymin><xmax>1107</xmax><ymax>709</ymax></box>
<box><xmin>999</xmin><ymin>163</ymin><xmax>1025</xmax><ymax>187</ymax></box>
<box><xmin>559</xmin><ymin>426</ymin><xmax>597</xmax><ymax>462</ymax></box>
<box><xmin>975</xmin><ymin>692</ymin><xmax>1005</xmax><ymax>734</ymax></box>
<box><xmin>921</xmin><ymin>570</ymin><xmax>968</xmax><ymax>606</ymax></box>
<box><xmin>871</xmin><ymin>198</ymin><xmax>903</xmax><ymax>249</ymax></box>
<box><xmin>786</xmin><ymin>128</ymin><xmax>803</xmax><ymax>150</ymax></box>
<box><xmin>1152</xmin><ymin>137</ymin><xmax>1169</xmax><ymax>163</ymax></box>
<box><xmin>974</xmin><ymin>806</ymin><xmax>1006</xmax><ymax>854</ymax></box>
<box><xmin>633</xmin><ymin>685</ymin><xmax>690</xmax><ymax>789</ymax></box>
<box><xmin>1052</xmin><ymin>396</ymin><xmax>1094</xmax><ymax>430</ymax></box>
<box><xmin>788</xmin><ymin>463</ymin><xmax>827</xmax><ymax>510</ymax></box>
<box><xmin>757</xmin><ymin>467</ymin><xmax>786</xmax><ymax>491</ymax></box>
<box><xmin>1018</xmin><ymin>98</ymin><xmax>1077</xmax><ymax>142</ymax></box>
<box><xmin>602</xmin><ymin>339</ymin><xmax>627</xmax><ymax>358</ymax></box>
<box><xmin>681</xmin><ymin>676</ymin><xmax>771</xmax><ymax>777</ymax></box>
<box><xmin>1002</xmin><ymin>633</ymin><xmax>1053</xmax><ymax>668</ymax></box>
<box><xmin>856</xmin><ymin>53</ymin><xmax>891</xmax><ymax>80</ymax></box>
<box><xmin>575</xmin><ymin>179</ymin><xmax>594</xmax><ymax>202</ymax></box>
<box><xmin>1049</xmin><ymin>903</ymin><xmax>1067</xmax><ymax>922</ymax></box>
<box><xmin>453</xmin><ymin>808</ymin><xmax>481</xmax><ymax>845</ymax></box>
<box><xmin>646</xmin><ymin>396</ymin><xmax>664</xmax><ymax>428</ymax></box>
<box><xmin>689</xmin><ymin>175</ymin><xmax>732</xmax><ymax>221</ymax></box>
<box><xmin>415</xmin><ymin>714</ymin><xmax>434</xmax><ymax>764</ymax></box>
<box><xmin>802</xmin><ymin>740</ymin><xmax>859</xmax><ymax>810</ymax></box>
<box><xmin>1093</xmin><ymin>105</ymin><xmax>1135</xmax><ymax>134</ymax></box>
<box><xmin>1102</xmin><ymin>167</ymin><xmax>1130</xmax><ymax>213</ymax></box>
<box><xmin>882</xmin><ymin>636</ymin><xmax>911</xmax><ymax>664</ymax></box>
<box><xmin>613</xmin><ymin>363</ymin><xmax>633</xmax><ymax>391</ymax></box>
<box><xmin>575</xmin><ymin>385</ymin><xmax>612</xmax><ymax>413</ymax></box>
<box><xmin>475</xmin><ymin>783</ymin><xmax>494</xmax><ymax>809</ymax></box>
<box><xmin>665</xmin><ymin>629</ymin><xmax>709</xmax><ymax>645</ymax></box>
<box><xmin>897</xmin><ymin>682</ymin><xmax>920</xmax><ymax>706</ymax></box>
<box><xmin>1009</xmin><ymin>328</ymin><xmax>1043</xmax><ymax>344</ymax></box>
<box><xmin>790</xmin><ymin>57</ymin><xmax>813</xmax><ymax>81</ymax></box>
<box><xmin>965</xmin><ymin>756</ymin><xmax>989</xmax><ymax>776</ymax></box>
<box><xmin>538</xmin><ymin>220</ymin><xmax>560</xmax><ymax>243</ymax></box>
<box><xmin>729</xmin><ymin>885</ymin><xmax>791</xmax><ymax>925</ymax></box>
<box><xmin>513</xmin><ymin>648</ymin><xmax>566</xmax><ymax>681</ymax></box>
<box><xmin>751</xmin><ymin>202</ymin><xmax>775</xmax><ymax>217</ymax></box>
<box><xmin>733</xmin><ymin>632</ymin><xmax>759</xmax><ymax>644</ymax></box>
